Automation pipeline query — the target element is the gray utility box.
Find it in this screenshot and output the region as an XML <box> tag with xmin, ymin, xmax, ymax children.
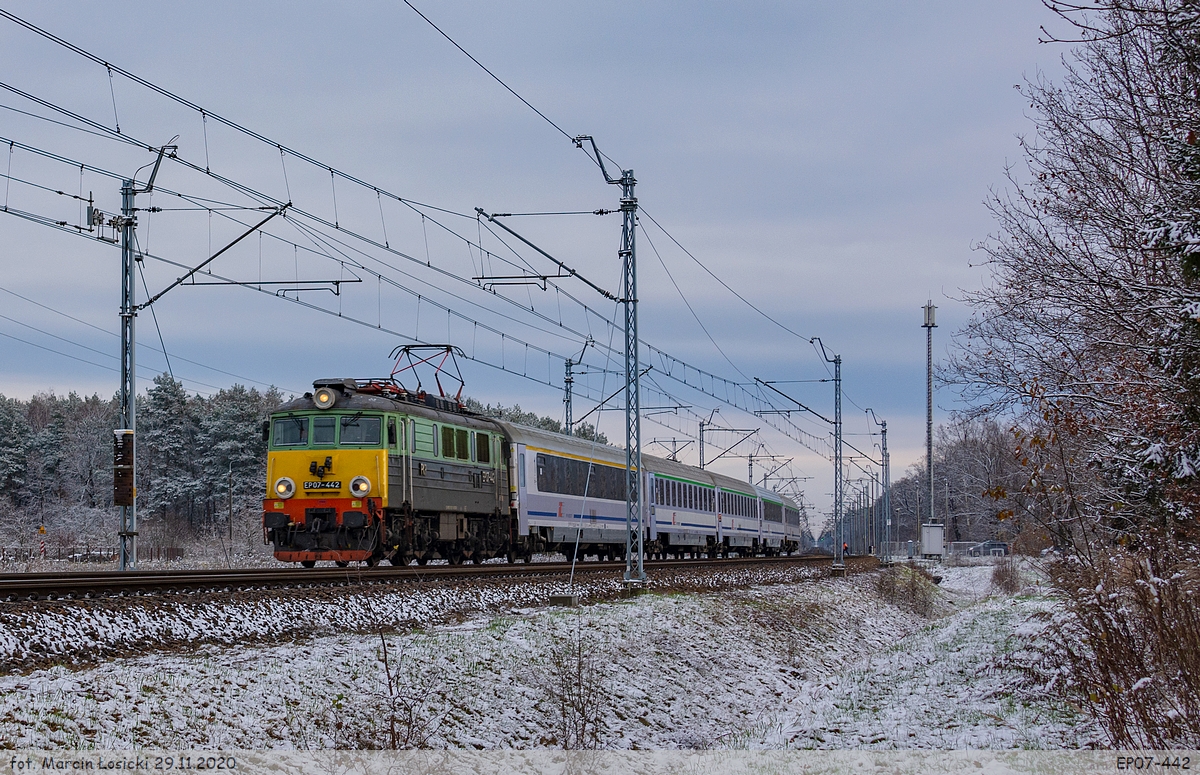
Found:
<box><xmin>921</xmin><ymin>523</ymin><xmax>945</xmax><ymax>559</ymax></box>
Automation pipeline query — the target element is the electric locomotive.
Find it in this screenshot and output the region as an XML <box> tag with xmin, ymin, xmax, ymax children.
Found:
<box><xmin>261</xmin><ymin>378</ymin><xmax>513</xmax><ymax>567</ymax></box>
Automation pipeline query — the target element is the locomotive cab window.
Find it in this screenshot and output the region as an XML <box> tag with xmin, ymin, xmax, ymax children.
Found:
<box><xmin>339</xmin><ymin>414</ymin><xmax>382</xmax><ymax>445</ymax></box>
<box><xmin>272</xmin><ymin>416</ymin><xmax>308</xmax><ymax>446</ymax></box>
<box><xmin>312</xmin><ymin>416</ymin><xmax>336</xmax><ymax>445</ymax></box>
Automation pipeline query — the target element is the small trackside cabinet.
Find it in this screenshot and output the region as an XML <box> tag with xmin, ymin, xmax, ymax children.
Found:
<box><xmin>921</xmin><ymin>523</ymin><xmax>945</xmax><ymax>559</ymax></box>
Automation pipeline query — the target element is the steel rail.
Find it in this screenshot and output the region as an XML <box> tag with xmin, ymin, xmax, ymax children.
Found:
<box><xmin>0</xmin><ymin>554</ymin><xmax>869</xmax><ymax>602</ymax></box>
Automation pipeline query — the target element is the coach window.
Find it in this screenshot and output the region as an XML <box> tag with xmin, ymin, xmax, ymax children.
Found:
<box><xmin>476</xmin><ymin>432</ymin><xmax>490</xmax><ymax>464</ymax></box>
<box><xmin>312</xmin><ymin>416</ymin><xmax>336</xmax><ymax>445</ymax></box>
<box><xmin>519</xmin><ymin>452</ymin><xmax>526</xmax><ymax>487</ymax></box>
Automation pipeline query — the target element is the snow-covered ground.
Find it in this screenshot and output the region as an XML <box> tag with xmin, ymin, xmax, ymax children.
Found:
<box><xmin>0</xmin><ymin>560</ymin><xmax>1099</xmax><ymax>749</ymax></box>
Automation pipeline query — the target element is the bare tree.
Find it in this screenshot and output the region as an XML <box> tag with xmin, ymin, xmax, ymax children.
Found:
<box><xmin>949</xmin><ymin>0</ymin><xmax>1200</xmax><ymax>746</ymax></box>
<box><xmin>541</xmin><ymin>619</ymin><xmax>606</xmax><ymax>750</ymax></box>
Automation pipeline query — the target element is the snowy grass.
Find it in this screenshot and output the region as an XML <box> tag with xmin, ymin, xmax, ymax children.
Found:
<box><xmin>0</xmin><ymin>563</ymin><xmax>826</xmax><ymax>671</ymax></box>
<box><xmin>0</xmin><ymin>563</ymin><xmax>1098</xmax><ymax>750</ymax></box>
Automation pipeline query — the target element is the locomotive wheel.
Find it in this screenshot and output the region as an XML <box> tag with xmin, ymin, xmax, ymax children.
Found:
<box><xmin>449</xmin><ymin>549</ymin><xmax>465</xmax><ymax>566</ymax></box>
<box><xmin>335</xmin><ymin>560</ymin><xmax>349</xmax><ymax>568</ymax></box>
<box><xmin>301</xmin><ymin>560</ymin><xmax>316</xmax><ymax>569</ymax></box>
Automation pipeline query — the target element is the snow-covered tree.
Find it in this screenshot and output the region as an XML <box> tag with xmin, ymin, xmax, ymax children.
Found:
<box><xmin>197</xmin><ymin>384</ymin><xmax>282</xmax><ymax>513</ymax></box>
<box><xmin>138</xmin><ymin>374</ymin><xmax>202</xmax><ymax>524</ymax></box>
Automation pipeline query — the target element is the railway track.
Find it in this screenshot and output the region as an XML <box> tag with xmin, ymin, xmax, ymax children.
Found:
<box><xmin>0</xmin><ymin>554</ymin><xmax>874</xmax><ymax>602</ymax></box>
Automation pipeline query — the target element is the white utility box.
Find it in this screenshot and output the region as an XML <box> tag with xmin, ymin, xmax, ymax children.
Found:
<box><xmin>921</xmin><ymin>523</ymin><xmax>945</xmax><ymax>559</ymax></box>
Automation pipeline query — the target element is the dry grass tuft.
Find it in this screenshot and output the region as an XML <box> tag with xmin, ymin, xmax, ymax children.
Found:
<box><xmin>991</xmin><ymin>556</ymin><xmax>1022</xmax><ymax>595</ymax></box>
<box><xmin>873</xmin><ymin>563</ymin><xmax>941</xmax><ymax>617</ymax></box>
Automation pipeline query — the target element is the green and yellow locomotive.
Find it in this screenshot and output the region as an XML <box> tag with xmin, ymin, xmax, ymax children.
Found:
<box><xmin>261</xmin><ymin>378</ymin><xmax>515</xmax><ymax>567</ymax></box>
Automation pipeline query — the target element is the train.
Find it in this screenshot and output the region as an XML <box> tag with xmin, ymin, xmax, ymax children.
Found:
<box><xmin>261</xmin><ymin>377</ymin><xmax>808</xmax><ymax>567</ymax></box>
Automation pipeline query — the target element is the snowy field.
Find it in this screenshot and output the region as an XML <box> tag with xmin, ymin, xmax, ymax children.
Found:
<box><xmin>0</xmin><ymin>560</ymin><xmax>1100</xmax><ymax>749</ymax></box>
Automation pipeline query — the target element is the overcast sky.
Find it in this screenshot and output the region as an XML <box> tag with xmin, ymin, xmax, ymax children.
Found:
<box><xmin>0</xmin><ymin>1</ymin><xmax>1071</xmax><ymax>523</ymax></box>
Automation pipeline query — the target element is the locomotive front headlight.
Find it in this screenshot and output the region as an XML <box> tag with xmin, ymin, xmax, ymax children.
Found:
<box><xmin>313</xmin><ymin>387</ymin><xmax>337</xmax><ymax>409</ymax></box>
<box><xmin>274</xmin><ymin>477</ymin><xmax>296</xmax><ymax>499</ymax></box>
<box><xmin>350</xmin><ymin>475</ymin><xmax>371</xmax><ymax>497</ymax></box>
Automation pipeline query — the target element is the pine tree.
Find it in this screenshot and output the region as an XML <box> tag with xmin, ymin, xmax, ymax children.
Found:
<box><xmin>138</xmin><ymin>374</ymin><xmax>202</xmax><ymax>524</ymax></box>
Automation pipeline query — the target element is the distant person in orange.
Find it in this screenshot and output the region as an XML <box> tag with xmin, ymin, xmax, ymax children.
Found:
<box><xmin>843</xmin><ymin>542</ymin><xmax>848</xmax><ymax>556</ymax></box>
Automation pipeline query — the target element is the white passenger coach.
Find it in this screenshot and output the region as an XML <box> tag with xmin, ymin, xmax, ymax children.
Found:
<box><xmin>500</xmin><ymin>422</ymin><xmax>805</xmax><ymax>558</ymax></box>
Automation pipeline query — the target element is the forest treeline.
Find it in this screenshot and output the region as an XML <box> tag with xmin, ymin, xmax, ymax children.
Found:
<box><xmin>0</xmin><ymin>376</ymin><xmax>281</xmax><ymax>549</ymax></box>
<box><xmin>866</xmin><ymin>418</ymin><xmax>1045</xmax><ymax>551</ymax></box>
